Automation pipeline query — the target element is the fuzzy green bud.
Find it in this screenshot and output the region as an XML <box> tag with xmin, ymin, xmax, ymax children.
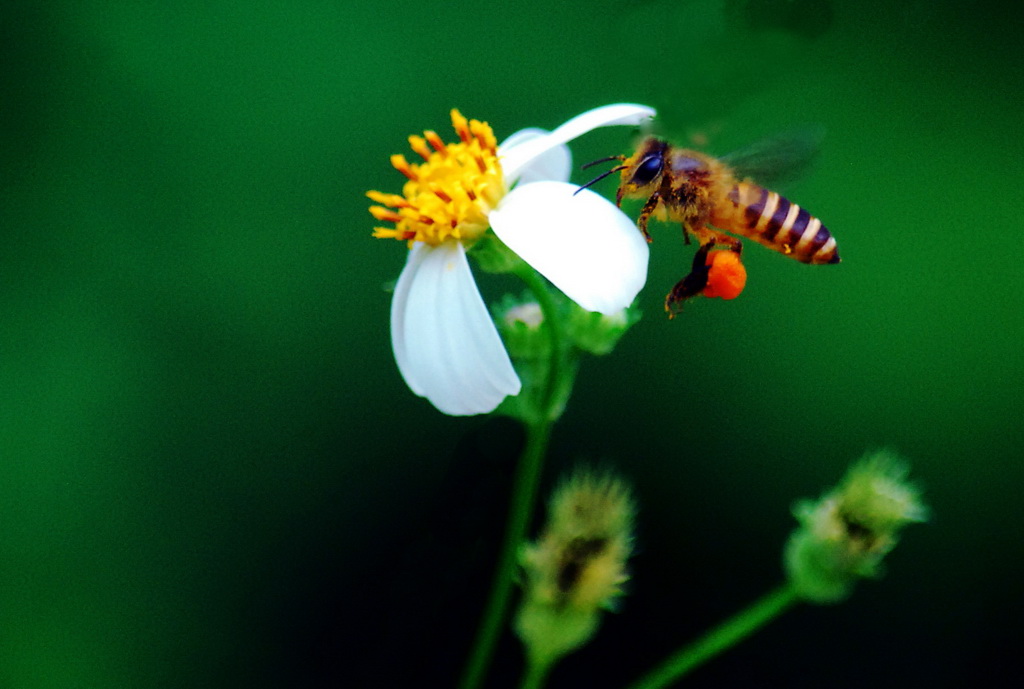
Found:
<box><xmin>516</xmin><ymin>468</ymin><xmax>635</xmax><ymax>672</ymax></box>
<box><xmin>784</xmin><ymin>449</ymin><xmax>928</xmax><ymax>604</ymax></box>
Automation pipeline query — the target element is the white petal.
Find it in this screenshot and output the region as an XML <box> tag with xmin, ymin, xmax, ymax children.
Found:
<box><xmin>499</xmin><ymin>103</ymin><xmax>656</xmax><ymax>183</ymax></box>
<box><xmin>390</xmin><ymin>243</ymin><xmax>427</xmax><ymax>396</ymax></box>
<box><xmin>391</xmin><ymin>242</ymin><xmax>521</xmax><ymax>416</ymax></box>
<box><xmin>498</xmin><ymin>127</ymin><xmax>571</xmax><ymax>185</ymax></box>
<box><xmin>490</xmin><ymin>181</ymin><xmax>649</xmax><ymax>315</ymax></box>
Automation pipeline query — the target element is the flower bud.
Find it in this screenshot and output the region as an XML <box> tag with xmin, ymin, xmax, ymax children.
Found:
<box><xmin>784</xmin><ymin>449</ymin><xmax>928</xmax><ymax>603</ymax></box>
<box><xmin>493</xmin><ymin>292</ymin><xmax>551</xmax><ymax>361</ymax></box>
<box><xmin>515</xmin><ymin>468</ymin><xmax>635</xmax><ymax>669</ymax></box>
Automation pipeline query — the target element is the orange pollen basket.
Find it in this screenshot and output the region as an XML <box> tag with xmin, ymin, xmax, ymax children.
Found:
<box><xmin>702</xmin><ymin>250</ymin><xmax>747</xmax><ymax>300</ymax></box>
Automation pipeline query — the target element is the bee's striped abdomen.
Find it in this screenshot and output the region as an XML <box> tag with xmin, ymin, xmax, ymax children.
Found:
<box><xmin>723</xmin><ymin>182</ymin><xmax>839</xmax><ymax>264</ymax></box>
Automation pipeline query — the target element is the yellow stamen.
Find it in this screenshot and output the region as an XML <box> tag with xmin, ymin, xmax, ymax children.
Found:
<box><xmin>368</xmin><ymin>109</ymin><xmax>505</xmax><ymax>247</ymax></box>
<box><xmin>430</xmin><ymin>186</ymin><xmax>453</xmax><ymax>203</ymax></box>
<box><xmin>470</xmin><ymin>119</ymin><xmax>497</xmax><ymax>150</ymax></box>
<box><xmin>408</xmin><ymin>135</ymin><xmax>432</xmax><ymax>161</ymax></box>
<box><xmin>390</xmin><ymin>154</ymin><xmax>417</xmax><ymax>181</ymax></box>
<box><xmin>369</xmin><ymin>206</ymin><xmax>403</xmax><ymax>223</ymax></box>
<box><xmin>424</xmin><ymin>130</ymin><xmax>446</xmax><ymax>153</ymax></box>
<box><xmin>366</xmin><ymin>190</ymin><xmax>410</xmax><ymax>207</ymax></box>
<box><xmin>451</xmin><ymin>109</ymin><xmax>471</xmax><ymax>143</ymax></box>
<box><xmin>372</xmin><ymin>227</ymin><xmax>415</xmax><ymax>241</ymax></box>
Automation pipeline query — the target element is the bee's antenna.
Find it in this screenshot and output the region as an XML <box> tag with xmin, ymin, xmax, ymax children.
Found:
<box><xmin>574</xmin><ymin>164</ymin><xmax>627</xmax><ymax>195</ymax></box>
<box><xmin>581</xmin><ymin>154</ymin><xmax>625</xmax><ymax>170</ymax></box>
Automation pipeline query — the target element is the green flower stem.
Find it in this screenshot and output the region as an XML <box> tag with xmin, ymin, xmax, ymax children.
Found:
<box><xmin>513</xmin><ymin>267</ymin><xmax>567</xmax><ymax>422</ymax></box>
<box><xmin>626</xmin><ymin>583</ymin><xmax>800</xmax><ymax>689</ymax></box>
<box><xmin>458</xmin><ymin>269</ymin><xmax>567</xmax><ymax>689</ymax></box>
<box><xmin>519</xmin><ymin>655</ymin><xmax>553</xmax><ymax>689</ymax></box>
<box><xmin>458</xmin><ymin>416</ymin><xmax>551</xmax><ymax>689</ymax></box>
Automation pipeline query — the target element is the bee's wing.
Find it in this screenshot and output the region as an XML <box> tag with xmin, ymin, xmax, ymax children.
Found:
<box><xmin>720</xmin><ymin>126</ymin><xmax>825</xmax><ymax>187</ymax></box>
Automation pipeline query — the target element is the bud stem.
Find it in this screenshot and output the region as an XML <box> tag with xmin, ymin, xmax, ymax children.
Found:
<box><xmin>519</xmin><ymin>655</ymin><xmax>553</xmax><ymax>689</ymax></box>
<box><xmin>458</xmin><ymin>267</ymin><xmax>568</xmax><ymax>689</ymax></box>
<box><xmin>626</xmin><ymin>583</ymin><xmax>800</xmax><ymax>689</ymax></box>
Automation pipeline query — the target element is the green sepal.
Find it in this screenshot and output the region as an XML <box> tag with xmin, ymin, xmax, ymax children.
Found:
<box><xmin>469</xmin><ymin>231</ymin><xmax>526</xmax><ymax>275</ymax></box>
<box><xmin>566</xmin><ymin>302</ymin><xmax>642</xmax><ymax>356</ymax></box>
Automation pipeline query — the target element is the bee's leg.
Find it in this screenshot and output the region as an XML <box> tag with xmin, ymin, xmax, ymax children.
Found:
<box><xmin>692</xmin><ymin>225</ymin><xmax>738</xmax><ymax>251</ymax></box>
<box><xmin>719</xmin><ymin>234</ymin><xmax>743</xmax><ymax>255</ymax></box>
<box><xmin>635</xmin><ymin>193</ymin><xmax>661</xmax><ymax>243</ymax></box>
<box><xmin>664</xmin><ymin>242</ymin><xmax>714</xmax><ymax>318</ymax></box>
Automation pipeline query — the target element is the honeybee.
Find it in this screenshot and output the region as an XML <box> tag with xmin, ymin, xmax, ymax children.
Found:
<box><xmin>579</xmin><ymin>134</ymin><xmax>840</xmax><ymax>315</ymax></box>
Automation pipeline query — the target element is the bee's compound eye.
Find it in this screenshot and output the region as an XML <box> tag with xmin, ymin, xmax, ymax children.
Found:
<box><xmin>632</xmin><ymin>155</ymin><xmax>662</xmax><ymax>185</ymax></box>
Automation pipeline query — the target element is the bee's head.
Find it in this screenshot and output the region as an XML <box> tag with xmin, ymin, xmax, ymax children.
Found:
<box><xmin>615</xmin><ymin>138</ymin><xmax>667</xmax><ymax>205</ymax></box>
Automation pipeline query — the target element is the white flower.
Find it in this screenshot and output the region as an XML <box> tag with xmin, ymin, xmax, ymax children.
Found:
<box><xmin>370</xmin><ymin>104</ymin><xmax>655</xmax><ymax>415</ymax></box>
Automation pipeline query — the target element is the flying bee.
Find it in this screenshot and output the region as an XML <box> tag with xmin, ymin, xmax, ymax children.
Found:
<box><xmin>578</xmin><ymin>133</ymin><xmax>840</xmax><ymax>315</ymax></box>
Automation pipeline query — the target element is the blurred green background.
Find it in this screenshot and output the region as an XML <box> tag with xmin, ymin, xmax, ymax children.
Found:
<box><xmin>1</xmin><ymin>1</ymin><xmax>1021</xmax><ymax>687</ymax></box>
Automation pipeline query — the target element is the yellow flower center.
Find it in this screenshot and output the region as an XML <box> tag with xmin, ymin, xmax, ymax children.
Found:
<box><xmin>368</xmin><ymin>109</ymin><xmax>504</xmax><ymax>247</ymax></box>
